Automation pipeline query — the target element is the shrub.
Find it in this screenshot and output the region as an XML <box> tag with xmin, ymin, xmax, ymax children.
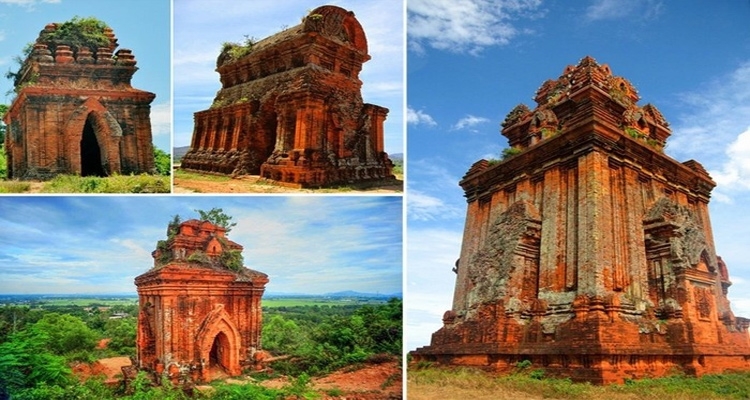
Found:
<box><xmin>221</xmin><ymin>249</ymin><xmax>244</xmax><ymax>272</ymax></box>
<box><xmin>187</xmin><ymin>250</ymin><xmax>209</xmax><ymax>265</ymax></box>
<box><xmin>154</xmin><ymin>147</ymin><xmax>171</xmax><ymax>176</ymax></box>
<box><xmin>0</xmin><ymin>181</ymin><xmax>31</xmax><ymax>193</ymax></box>
<box><xmin>41</xmin><ymin>174</ymin><xmax>170</xmax><ymax>193</ymax></box>
<box><xmin>501</xmin><ymin>147</ymin><xmax>522</xmax><ymax>160</ymax></box>
<box><xmin>38</xmin><ymin>16</ymin><xmax>110</xmax><ymax>53</ymax></box>
<box><xmin>515</xmin><ymin>359</ymin><xmax>532</xmax><ymax>369</ymax></box>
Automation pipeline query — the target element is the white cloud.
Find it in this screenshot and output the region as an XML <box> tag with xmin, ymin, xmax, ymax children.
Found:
<box><xmin>407</xmin><ymin>106</ymin><xmax>437</xmax><ymax>126</ymax></box>
<box><xmin>669</xmin><ymin>61</ymin><xmax>750</xmax><ymax>200</ymax></box>
<box><xmin>150</xmin><ymin>102</ymin><xmax>171</xmax><ymax>139</ymax></box>
<box><xmin>408</xmin><ymin>190</ymin><xmax>464</xmax><ymax>221</ymax></box>
<box><xmin>585</xmin><ymin>0</ymin><xmax>663</xmax><ymax>21</ymax></box>
<box><xmin>408</xmin><ymin>0</ymin><xmax>543</xmax><ymax>55</ymax></box>
<box><xmin>0</xmin><ymin>0</ymin><xmax>60</xmax><ymax>9</ymax></box>
<box><xmin>711</xmin><ymin>127</ymin><xmax>750</xmax><ymax>191</ymax></box>
<box><xmin>406</xmin><ymin>228</ymin><xmax>462</xmax><ymax>350</ymax></box>
<box><xmin>452</xmin><ymin>114</ymin><xmax>490</xmax><ymax>131</ymax></box>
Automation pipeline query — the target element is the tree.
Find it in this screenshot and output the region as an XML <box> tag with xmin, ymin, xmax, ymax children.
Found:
<box><xmin>167</xmin><ymin>214</ymin><xmax>181</xmax><ymax>238</ymax></box>
<box><xmin>104</xmin><ymin>318</ymin><xmax>136</xmax><ymax>355</ymax></box>
<box><xmin>30</xmin><ymin>313</ymin><xmax>97</xmax><ymax>355</ymax></box>
<box><xmin>154</xmin><ymin>147</ymin><xmax>171</xmax><ymax>175</ymax></box>
<box><xmin>0</xmin><ymin>104</ymin><xmax>7</xmax><ymax>179</ymax></box>
<box><xmin>0</xmin><ymin>104</ymin><xmax>8</xmax><ymax>144</ymax></box>
<box><xmin>0</xmin><ymin>331</ymin><xmax>71</xmax><ymax>398</ymax></box>
<box><xmin>195</xmin><ymin>207</ymin><xmax>237</xmax><ymax>232</ymax></box>
<box><xmin>262</xmin><ymin>315</ymin><xmax>306</xmax><ymax>354</ymax></box>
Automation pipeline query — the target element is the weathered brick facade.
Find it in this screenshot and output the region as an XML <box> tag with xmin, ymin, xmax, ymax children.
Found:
<box><xmin>180</xmin><ymin>5</ymin><xmax>393</xmax><ymax>187</ymax></box>
<box><xmin>135</xmin><ymin>220</ymin><xmax>268</xmax><ymax>383</ymax></box>
<box><xmin>412</xmin><ymin>57</ymin><xmax>750</xmax><ymax>383</ymax></box>
<box><xmin>3</xmin><ymin>23</ymin><xmax>155</xmax><ymax>179</ymax></box>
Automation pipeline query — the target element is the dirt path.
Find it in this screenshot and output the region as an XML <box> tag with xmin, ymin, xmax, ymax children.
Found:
<box><xmin>72</xmin><ymin>356</ymin><xmax>131</xmax><ymax>385</ymax></box>
<box><xmin>313</xmin><ymin>361</ymin><xmax>402</xmax><ymax>398</ymax></box>
<box><xmin>258</xmin><ymin>361</ymin><xmax>402</xmax><ymax>399</ymax></box>
<box><xmin>174</xmin><ymin>172</ymin><xmax>403</xmax><ymax>194</ymax></box>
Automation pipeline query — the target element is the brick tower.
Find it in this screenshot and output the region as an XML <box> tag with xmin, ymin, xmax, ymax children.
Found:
<box><xmin>412</xmin><ymin>57</ymin><xmax>750</xmax><ymax>383</ymax></box>
<box><xmin>180</xmin><ymin>5</ymin><xmax>393</xmax><ymax>187</ymax></box>
<box><xmin>135</xmin><ymin>219</ymin><xmax>268</xmax><ymax>383</ymax></box>
<box><xmin>3</xmin><ymin>20</ymin><xmax>155</xmax><ymax>179</ymax></box>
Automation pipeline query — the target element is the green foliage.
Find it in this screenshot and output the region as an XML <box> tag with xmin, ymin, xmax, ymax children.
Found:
<box><xmin>282</xmin><ymin>373</ymin><xmax>320</xmax><ymax>399</ymax></box>
<box><xmin>195</xmin><ymin>207</ymin><xmax>237</xmax><ymax>232</ymax></box>
<box><xmin>220</xmin><ymin>249</ymin><xmax>244</xmax><ymax>272</ymax></box>
<box><xmin>153</xmin><ymin>147</ymin><xmax>171</xmax><ymax>176</ymax></box>
<box><xmin>187</xmin><ymin>250</ymin><xmax>209</xmax><ymax>264</ymax></box>
<box><xmin>0</xmin><ymin>103</ymin><xmax>7</xmax><ymax>144</ymax></box>
<box><xmin>515</xmin><ymin>359</ymin><xmax>532</xmax><ymax>369</ymax></box>
<box><xmin>120</xmin><ymin>371</ymin><xmax>193</xmax><ymax>400</ymax></box>
<box><xmin>262</xmin><ymin>315</ymin><xmax>305</xmax><ymax>354</ymax></box>
<box><xmin>625</xmin><ymin>126</ymin><xmax>646</xmax><ymax>140</ymax></box>
<box><xmin>168</xmin><ymin>215</ymin><xmax>181</xmax><ymax>236</ymax></box>
<box><xmin>529</xmin><ymin>369</ymin><xmax>546</xmax><ymax>380</ymax></box>
<box><xmin>38</xmin><ymin>16</ymin><xmax>110</xmax><ymax>53</ymax></box>
<box><xmin>0</xmin><ymin>104</ymin><xmax>7</xmax><ymax>179</ymax></box>
<box><xmin>0</xmin><ymin>153</ymin><xmax>6</xmax><ymax>179</ymax></box>
<box><xmin>0</xmin><ymin>331</ymin><xmax>71</xmax><ymax>398</ymax></box>
<box><xmin>266</xmin><ymin>298</ymin><xmax>402</xmax><ymax>377</ymax></box>
<box><xmin>501</xmin><ymin>147</ymin><xmax>522</xmax><ymax>160</ymax></box>
<box><xmin>220</xmin><ymin>35</ymin><xmax>256</xmax><ymax>63</ymax></box>
<box><xmin>155</xmin><ymin>241</ymin><xmax>172</xmax><ymax>265</ymax></box>
<box><xmin>211</xmin><ymin>381</ymin><xmax>282</xmax><ymax>400</ymax></box>
<box><xmin>411</xmin><ymin>366</ymin><xmax>750</xmax><ymax>400</ymax></box>
<box><xmin>41</xmin><ymin>174</ymin><xmax>170</xmax><ymax>193</ymax></box>
<box><xmin>104</xmin><ymin>318</ymin><xmax>136</xmax><ymax>356</ymax></box>
<box><xmin>646</xmin><ymin>138</ymin><xmax>663</xmax><ymax>151</ymax></box>
<box><xmin>31</xmin><ymin>313</ymin><xmax>98</xmax><ymax>355</ymax></box>
<box><xmin>540</xmin><ymin>127</ymin><xmax>558</xmax><ymax>139</ymax></box>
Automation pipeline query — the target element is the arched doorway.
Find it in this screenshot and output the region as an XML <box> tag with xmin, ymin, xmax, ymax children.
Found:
<box><xmin>80</xmin><ymin>114</ymin><xmax>106</xmax><ymax>176</ymax></box>
<box><xmin>208</xmin><ymin>331</ymin><xmax>232</xmax><ymax>378</ymax></box>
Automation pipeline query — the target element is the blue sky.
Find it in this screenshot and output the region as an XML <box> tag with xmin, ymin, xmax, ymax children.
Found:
<box><xmin>406</xmin><ymin>0</ymin><xmax>750</xmax><ymax>351</ymax></box>
<box><xmin>173</xmin><ymin>0</ymin><xmax>404</xmax><ymax>155</ymax></box>
<box><xmin>0</xmin><ymin>0</ymin><xmax>171</xmax><ymax>152</ymax></box>
<box><xmin>0</xmin><ymin>196</ymin><xmax>402</xmax><ymax>296</ymax></box>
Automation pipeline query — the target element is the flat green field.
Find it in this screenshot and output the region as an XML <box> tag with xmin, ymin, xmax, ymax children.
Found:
<box><xmin>27</xmin><ymin>296</ymin><xmax>387</xmax><ymax>308</ymax></box>
<box><xmin>38</xmin><ymin>298</ymin><xmax>138</xmax><ymax>307</ymax></box>
<box><xmin>262</xmin><ymin>297</ymin><xmax>387</xmax><ymax>308</ymax></box>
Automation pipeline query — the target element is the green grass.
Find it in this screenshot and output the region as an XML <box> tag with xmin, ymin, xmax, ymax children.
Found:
<box><xmin>409</xmin><ymin>366</ymin><xmax>750</xmax><ymax>400</ymax></box>
<box><xmin>38</xmin><ymin>298</ymin><xmax>137</xmax><ymax>307</ymax></box>
<box><xmin>0</xmin><ymin>180</ymin><xmax>31</xmax><ymax>193</ymax></box>
<box><xmin>174</xmin><ymin>168</ymin><xmax>233</xmax><ymax>182</ymax></box>
<box><xmin>41</xmin><ymin>174</ymin><xmax>170</xmax><ymax>193</ymax></box>
<box><xmin>263</xmin><ymin>297</ymin><xmax>387</xmax><ymax>308</ymax></box>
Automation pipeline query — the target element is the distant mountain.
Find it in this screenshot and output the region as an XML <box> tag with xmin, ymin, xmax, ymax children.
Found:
<box><xmin>390</xmin><ymin>153</ymin><xmax>403</xmax><ymax>162</ymax></box>
<box><xmin>265</xmin><ymin>292</ymin><xmax>316</xmax><ymax>298</ymax></box>
<box><xmin>174</xmin><ymin>146</ymin><xmax>190</xmax><ymax>161</ymax></box>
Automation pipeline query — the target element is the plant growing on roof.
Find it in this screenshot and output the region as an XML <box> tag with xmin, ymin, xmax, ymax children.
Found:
<box><xmin>219</xmin><ymin>35</ymin><xmax>256</xmax><ymax>64</ymax></box>
<box><xmin>38</xmin><ymin>16</ymin><xmax>111</xmax><ymax>53</ymax></box>
<box><xmin>502</xmin><ymin>147</ymin><xmax>522</xmax><ymax>160</ymax></box>
<box><xmin>195</xmin><ymin>207</ymin><xmax>237</xmax><ymax>233</ymax></box>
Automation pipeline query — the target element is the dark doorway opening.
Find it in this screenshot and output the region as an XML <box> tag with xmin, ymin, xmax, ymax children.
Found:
<box><xmin>208</xmin><ymin>331</ymin><xmax>230</xmax><ymax>376</ymax></box>
<box><xmin>81</xmin><ymin>116</ymin><xmax>106</xmax><ymax>177</ymax></box>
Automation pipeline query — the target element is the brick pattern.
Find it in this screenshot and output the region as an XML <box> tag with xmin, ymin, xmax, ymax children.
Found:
<box><xmin>3</xmin><ymin>24</ymin><xmax>155</xmax><ymax>179</ymax></box>
<box><xmin>135</xmin><ymin>220</ymin><xmax>268</xmax><ymax>384</ymax></box>
<box><xmin>412</xmin><ymin>56</ymin><xmax>750</xmax><ymax>384</ymax></box>
<box><xmin>180</xmin><ymin>6</ymin><xmax>394</xmax><ymax>187</ymax></box>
